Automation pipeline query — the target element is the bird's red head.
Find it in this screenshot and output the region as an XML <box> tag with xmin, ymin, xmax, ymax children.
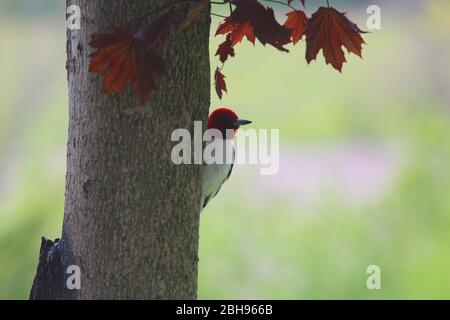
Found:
<box><xmin>207</xmin><ymin>108</ymin><xmax>252</xmax><ymax>139</ymax></box>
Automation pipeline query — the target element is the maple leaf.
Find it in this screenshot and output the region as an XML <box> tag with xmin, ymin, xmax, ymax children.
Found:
<box><xmin>134</xmin><ymin>12</ymin><xmax>183</xmax><ymax>50</ymax></box>
<box><xmin>283</xmin><ymin>10</ymin><xmax>308</xmax><ymax>44</ymax></box>
<box><xmin>89</xmin><ymin>11</ymin><xmax>183</xmax><ymax>103</ymax></box>
<box><xmin>217</xmin><ymin>0</ymin><xmax>291</xmax><ymax>52</ymax></box>
<box><xmin>216</xmin><ymin>21</ymin><xmax>255</xmax><ymax>47</ymax></box>
<box><xmin>216</xmin><ymin>34</ymin><xmax>235</xmax><ymax>63</ymax></box>
<box><xmin>89</xmin><ymin>28</ymin><xmax>138</xmax><ymax>94</ymax></box>
<box><xmin>131</xmin><ymin>46</ymin><xmax>166</xmax><ymax>103</ymax></box>
<box><xmin>305</xmin><ymin>7</ymin><xmax>366</xmax><ymax>72</ymax></box>
<box><xmin>179</xmin><ymin>0</ymin><xmax>210</xmax><ymax>30</ymax></box>
<box><xmin>89</xmin><ymin>26</ymin><xmax>166</xmax><ymax>103</ymax></box>
<box><xmin>214</xmin><ymin>68</ymin><xmax>227</xmax><ymax>99</ymax></box>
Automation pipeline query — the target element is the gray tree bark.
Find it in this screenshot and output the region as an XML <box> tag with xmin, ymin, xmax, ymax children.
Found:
<box><xmin>30</xmin><ymin>0</ymin><xmax>210</xmax><ymax>300</ymax></box>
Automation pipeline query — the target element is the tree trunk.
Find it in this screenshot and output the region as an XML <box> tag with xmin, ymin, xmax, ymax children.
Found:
<box><xmin>30</xmin><ymin>0</ymin><xmax>210</xmax><ymax>300</ymax></box>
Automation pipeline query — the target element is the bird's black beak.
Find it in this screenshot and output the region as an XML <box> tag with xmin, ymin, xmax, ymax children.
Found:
<box><xmin>232</xmin><ymin>119</ymin><xmax>252</xmax><ymax>127</ymax></box>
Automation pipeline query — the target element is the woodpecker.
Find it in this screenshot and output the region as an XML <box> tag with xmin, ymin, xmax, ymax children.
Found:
<box><xmin>201</xmin><ymin>108</ymin><xmax>252</xmax><ymax>209</ymax></box>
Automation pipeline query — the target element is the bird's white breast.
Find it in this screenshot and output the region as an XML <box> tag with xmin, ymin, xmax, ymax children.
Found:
<box><xmin>200</xmin><ymin>139</ymin><xmax>235</xmax><ymax>209</ymax></box>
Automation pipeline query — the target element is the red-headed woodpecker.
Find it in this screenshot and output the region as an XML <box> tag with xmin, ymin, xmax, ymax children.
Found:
<box><xmin>201</xmin><ymin>108</ymin><xmax>252</xmax><ymax>209</ymax></box>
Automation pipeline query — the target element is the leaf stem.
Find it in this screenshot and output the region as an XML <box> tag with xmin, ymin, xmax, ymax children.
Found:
<box><xmin>211</xmin><ymin>12</ymin><xmax>228</xmax><ymax>18</ymax></box>
<box><xmin>261</xmin><ymin>0</ymin><xmax>297</xmax><ymax>11</ymax></box>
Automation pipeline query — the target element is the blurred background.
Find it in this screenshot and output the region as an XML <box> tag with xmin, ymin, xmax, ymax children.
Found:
<box><xmin>0</xmin><ymin>0</ymin><xmax>449</xmax><ymax>299</ymax></box>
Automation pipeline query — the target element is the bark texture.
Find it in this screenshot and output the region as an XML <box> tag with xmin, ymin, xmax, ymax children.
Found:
<box><xmin>30</xmin><ymin>0</ymin><xmax>210</xmax><ymax>299</ymax></box>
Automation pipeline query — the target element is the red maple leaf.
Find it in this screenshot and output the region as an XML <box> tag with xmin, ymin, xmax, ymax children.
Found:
<box><xmin>89</xmin><ymin>1</ymin><xmax>367</xmax><ymax>104</ymax></box>
<box><xmin>305</xmin><ymin>7</ymin><xmax>366</xmax><ymax>72</ymax></box>
<box><xmin>134</xmin><ymin>12</ymin><xmax>183</xmax><ymax>50</ymax></box>
<box><xmin>283</xmin><ymin>10</ymin><xmax>308</xmax><ymax>44</ymax></box>
<box><xmin>216</xmin><ymin>34</ymin><xmax>235</xmax><ymax>63</ymax></box>
<box><xmin>217</xmin><ymin>0</ymin><xmax>291</xmax><ymax>52</ymax></box>
<box><xmin>89</xmin><ymin>13</ymin><xmax>181</xmax><ymax>103</ymax></box>
<box><xmin>216</xmin><ymin>21</ymin><xmax>255</xmax><ymax>47</ymax></box>
<box><xmin>214</xmin><ymin>68</ymin><xmax>227</xmax><ymax>99</ymax></box>
<box><xmin>89</xmin><ymin>28</ymin><xmax>139</xmax><ymax>95</ymax></box>
<box><xmin>131</xmin><ymin>46</ymin><xmax>166</xmax><ymax>103</ymax></box>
